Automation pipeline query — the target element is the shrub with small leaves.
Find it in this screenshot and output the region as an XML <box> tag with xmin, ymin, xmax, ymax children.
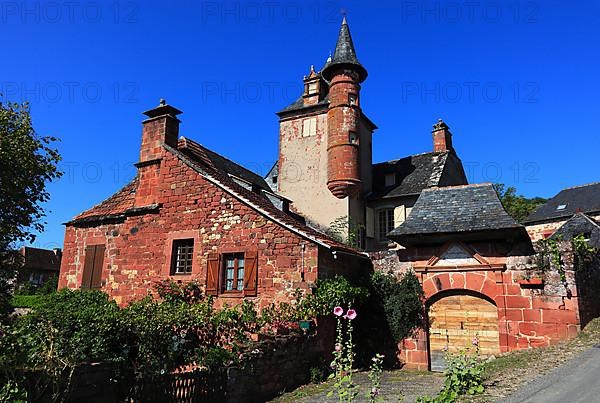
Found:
<box><xmin>418</xmin><ymin>349</ymin><xmax>485</xmax><ymax>402</ymax></box>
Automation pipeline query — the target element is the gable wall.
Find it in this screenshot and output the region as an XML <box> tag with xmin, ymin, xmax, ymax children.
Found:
<box><xmin>59</xmin><ymin>151</ymin><xmax>326</xmax><ymax>307</ymax></box>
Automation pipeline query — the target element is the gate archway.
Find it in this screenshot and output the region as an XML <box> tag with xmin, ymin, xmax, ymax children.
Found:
<box><xmin>427</xmin><ymin>290</ymin><xmax>500</xmax><ymax>371</ymax></box>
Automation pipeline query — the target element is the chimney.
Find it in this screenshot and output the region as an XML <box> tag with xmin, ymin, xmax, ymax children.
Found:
<box><xmin>432</xmin><ymin>118</ymin><xmax>454</xmax><ymax>153</ymax></box>
<box><xmin>134</xmin><ymin>99</ymin><xmax>182</xmax><ymax>207</ymax></box>
<box><xmin>139</xmin><ymin>99</ymin><xmax>182</xmax><ymax>163</ymax></box>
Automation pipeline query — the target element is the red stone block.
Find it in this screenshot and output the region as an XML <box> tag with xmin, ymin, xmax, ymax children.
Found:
<box><xmin>541</xmin><ymin>309</ymin><xmax>577</xmax><ymax>325</ymax></box>
<box><xmin>523</xmin><ymin>309</ymin><xmax>541</xmax><ymax>322</ymax></box>
<box><xmin>505</xmin><ymin>295</ymin><xmax>532</xmax><ymax>309</ymax></box>
<box><xmin>465</xmin><ymin>272</ymin><xmax>485</xmax><ymax>292</ymax></box>
<box><xmin>505</xmin><ymin>309</ymin><xmax>523</xmax><ymax>321</ymax></box>
<box><xmin>504</xmin><ymin>284</ymin><xmax>522</xmax><ymax>296</ymax></box>
<box><xmin>450</xmin><ymin>273</ymin><xmax>465</xmax><ymax>288</ymax></box>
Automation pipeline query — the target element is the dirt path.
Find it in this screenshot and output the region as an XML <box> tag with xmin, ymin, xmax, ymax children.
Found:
<box><xmin>273</xmin><ymin>370</ymin><xmax>444</xmax><ymax>402</ymax></box>
<box><xmin>274</xmin><ymin>319</ymin><xmax>600</xmax><ymax>402</ymax></box>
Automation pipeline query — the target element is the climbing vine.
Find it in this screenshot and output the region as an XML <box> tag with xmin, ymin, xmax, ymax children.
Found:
<box><xmin>536</xmin><ymin>234</ymin><xmax>598</xmax><ymax>285</ymax></box>
<box><xmin>572</xmin><ymin>234</ymin><xmax>597</xmax><ymax>271</ymax></box>
<box><xmin>537</xmin><ymin>237</ymin><xmax>564</xmax><ymax>282</ymax></box>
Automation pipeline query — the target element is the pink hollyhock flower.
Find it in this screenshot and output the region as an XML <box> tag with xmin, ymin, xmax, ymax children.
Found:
<box><xmin>472</xmin><ymin>336</ymin><xmax>479</xmax><ymax>346</ymax></box>
<box><xmin>345</xmin><ymin>309</ymin><xmax>357</xmax><ymax>320</ymax></box>
<box><xmin>333</xmin><ymin>306</ymin><xmax>344</xmax><ymax>316</ymax></box>
<box><xmin>335</xmin><ymin>343</ymin><xmax>342</xmax><ymax>352</ymax></box>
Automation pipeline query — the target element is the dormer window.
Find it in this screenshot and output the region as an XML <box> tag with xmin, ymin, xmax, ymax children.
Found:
<box><xmin>385</xmin><ymin>173</ymin><xmax>395</xmax><ymax>187</ymax></box>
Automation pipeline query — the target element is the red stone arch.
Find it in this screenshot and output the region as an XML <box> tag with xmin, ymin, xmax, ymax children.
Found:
<box><xmin>420</xmin><ymin>271</ymin><xmax>506</xmax><ymax>310</ymax></box>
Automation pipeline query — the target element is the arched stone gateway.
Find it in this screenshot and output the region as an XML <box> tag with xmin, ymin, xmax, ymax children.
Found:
<box><xmin>427</xmin><ymin>291</ymin><xmax>501</xmax><ymax>371</ymax></box>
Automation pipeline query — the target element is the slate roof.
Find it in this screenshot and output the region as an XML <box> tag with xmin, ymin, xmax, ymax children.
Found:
<box><xmin>178</xmin><ymin>137</ymin><xmax>272</xmax><ymax>192</ymax></box>
<box><xmin>321</xmin><ymin>17</ymin><xmax>367</xmax><ymax>82</ymax></box>
<box><xmin>68</xmin><ymin>137</ymin><xmax>363</xmax><ymax>256</ymax></box>
<box><xmin>389</xmin><ymin>183</ymin><xmax>524</xmax><ymax>244</ymax></box>
<box><xmin>524</xmin><ymin>182</ymin><xmax>600</xmax><ymax>224</ymax></box>
<box><xmin>277</xmin><ymin>94</ymin><xmax>329</xmax><ymax>115</ymax></box>
<box><xmin>550</xmin><ymin>213</ymin><xmax>600</xmax><ymax>248</ymax></box>
<box><xmin>20</xmin><ymin>247</ymin><xmax>61</xmax><ymax>272</ymax></box>
<box><xmin>370</xmin><ymin>151</ymin><xmax>467</xmax><ymax>199</ymax></box>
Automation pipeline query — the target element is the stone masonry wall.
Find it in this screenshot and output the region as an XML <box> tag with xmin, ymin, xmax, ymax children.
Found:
<box><xmin>369</xmin><ymin>240</ymin><xmax>586</xmax><ymax>370</ymax></box>
<box><xmin>59</xmin><ymin>150</ymin><xmax>325</xmax><ymax>308</ymax></box>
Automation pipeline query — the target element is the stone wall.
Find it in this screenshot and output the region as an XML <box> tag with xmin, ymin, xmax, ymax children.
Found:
<box><xmin>225</xmin><ymin>320</ymin><xmax>335</xmax><ymax>402</ymax></box>
<box><xmin>369</xmin><ymin>239</ymin><xmax>594</xmax><ymax>370</ymax></box>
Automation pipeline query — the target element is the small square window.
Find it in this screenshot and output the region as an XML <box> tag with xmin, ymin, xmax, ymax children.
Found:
<box><xmin>171</xmin><ymin>239</ymin><xmax>194</xmax><ymax>275</ymax></box>
<box><xmin>349</xmin><ymin>93</ymin><xmax>358</xmax><ymax>106</ymax></box>
<box><xmin>349</xmin><ymin>132</ymin><xmax>359</xmax><ymax>144</ymax></box>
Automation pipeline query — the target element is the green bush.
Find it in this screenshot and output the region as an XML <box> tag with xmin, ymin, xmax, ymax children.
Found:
<box><xmin>1</xmin><ymin>289</ymin><xmax>124</xmax><ymax>401</ymax></box>
<box><xmin>370</xmin><ymin>271</ymin><xmax>425</xmax><ymax>342</ymax></box>
<box><xmin>304</xmin><ymin>276</ymin><xmax>369</xmax><ymax>316</ymax></box>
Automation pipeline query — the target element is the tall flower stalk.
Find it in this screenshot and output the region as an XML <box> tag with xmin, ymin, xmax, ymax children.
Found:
<box><xmin>328</xmin><ymin>306</ymin><xmax>359</xmax><ymax>402</ymax></box>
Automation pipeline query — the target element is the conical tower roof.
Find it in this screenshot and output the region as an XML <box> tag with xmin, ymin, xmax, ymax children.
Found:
<box><xmin>322</xmin><ymin>17</ymin><xmax>367</xmax><ymax>82</ymax></box>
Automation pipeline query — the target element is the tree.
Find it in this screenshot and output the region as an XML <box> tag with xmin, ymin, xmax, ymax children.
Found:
<box><xmin>0</xmin><ymin>100</ymin><xmax>61</xmax><ymax>314</ymax></box>
<box><xmin>494</xmin><ymin>183</ymin><xmax>546</xmax><ymax>224</ymax></box>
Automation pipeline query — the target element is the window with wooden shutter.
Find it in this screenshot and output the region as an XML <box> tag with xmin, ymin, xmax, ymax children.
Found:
<box><xmin>206</xmin><ymin>253</ymin><xmax>220</xmax><ymax>296</ymax></box>
<box><xmin>81</xmin><ymin>245</ymin><xmax>105</xmax><ymax>289</ymax></box>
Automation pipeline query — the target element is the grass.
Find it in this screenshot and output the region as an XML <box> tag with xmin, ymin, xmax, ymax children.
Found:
<box><xmin>10</xmin><ymin>294</ymin><xmax>46</xmax><ymax>309</ymax></box>
<box><xmin>484</xmin><ymin>317</ymin><xmax>600</xmax><ymax>379</ymax></box>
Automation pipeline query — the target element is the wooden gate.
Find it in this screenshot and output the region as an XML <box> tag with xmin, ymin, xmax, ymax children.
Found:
<box><xmin>428</xmin><ymin>293</ymin><xmax>500</xmax><ymax>371</ymax></box>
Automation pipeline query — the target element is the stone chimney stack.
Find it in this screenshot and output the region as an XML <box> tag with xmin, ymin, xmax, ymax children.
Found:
<box><xmin>139</xmin><ymin>99</ymin><xmax>182</xmax><ymax>163</ymax></box>
<box><xmin>135</xmin><ymin>99</ymin><xmax>182</xmax><ymax>207</ymax></box>
<box><xmin>432</xmin><ymin>119</ymin><xmax>454</xmax><ymax>153</ymax></box>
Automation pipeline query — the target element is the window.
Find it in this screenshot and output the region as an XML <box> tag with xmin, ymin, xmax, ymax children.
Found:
<box><xmin>378</xmin><ymin>209</ymin><xmax>395</xmax><ymax>241</ymax></box>
<box><xmin>171</xmin><ymin>239</ymin><xmax>194</xmax><ymax>274</ymax></box>
<box><xmin>349</xmin><ymin>131</ymin><xmax>359</xmax><ymax>144</ymax></box>
<box><xmin>302</xmin><ymin>117</ymin><xmax>317</xmax><ymax>137</ymax></box>
<box><xmin>206</xmin><ymin>251</ymin><xmax>258</xmax><ymax>296</ymax></box>
<box><xmin>82</xmin><ymin>244</ymin><xmax>105</xmax><ymax>289</ymax></box>
<box><xmin>349</xmin><ymin>93</ymin><xmax>358</xmax><ymax>106</ymax></box>
<box><xmin>556</xmin><ymin>204</ymin><xmax>567</xmax><ymax>211</ymax></box>
<box><xmin>223</xmin><ymin>253</ymin><xmax>245</xmax><ymax>291</ymax></box>
<box><xmin>384</xmin><ymin>173</ymin><xmax>395</xmax><ymax>187</ymax></box>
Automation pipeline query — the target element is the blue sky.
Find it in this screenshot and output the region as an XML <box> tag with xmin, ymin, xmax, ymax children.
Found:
<box><xmin>2</xmin><ymin>0</ymin><xmax>599</xmax><ymax>249</ymax></box>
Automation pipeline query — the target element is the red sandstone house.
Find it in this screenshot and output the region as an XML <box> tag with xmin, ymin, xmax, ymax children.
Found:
<box><xmin>58</xmin><ymin>100</ymin><xmax>368</xmax><ymax>307</ymax></box>
<box><xmin>372</xmin><ymin>183</ymin><xmax>600</xmax><ymax>370</ymax></box>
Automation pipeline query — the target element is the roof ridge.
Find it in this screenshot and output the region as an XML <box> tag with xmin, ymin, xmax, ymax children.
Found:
<box><xmin>423</xmin><ymin>182</ymin><xmax>493</xmax><ymax>192</ymax></box>
<box><xmin>562</xmin><ymin>181</ymin><xmax>600</xmax><ymax>191</ymax></box>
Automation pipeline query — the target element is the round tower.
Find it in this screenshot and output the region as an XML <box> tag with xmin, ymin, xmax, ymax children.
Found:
<box><xmin>321</xmin><ymin>17</ymin><xmax>368</xmax><ymax>199</ymax></box>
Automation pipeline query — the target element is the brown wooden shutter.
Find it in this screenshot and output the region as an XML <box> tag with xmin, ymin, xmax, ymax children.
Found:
<box><xmin>90</xmin><ymin>245</ymin><xmax>105</xmax><ymax>289</ymax></box>
<box><xmin>243</xmin><ymin>251</ymin><xmax>258</xmax><ymax>297</ymax></box>
<box><xmin>206</xmin><ymin>253</ymin><xmax>220</xmax><ymax>296</ymax></box>
<box><xmin>81</xmin><ymin>246</ymin><xmax>95</xmax><ymax>289</ymax></box>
